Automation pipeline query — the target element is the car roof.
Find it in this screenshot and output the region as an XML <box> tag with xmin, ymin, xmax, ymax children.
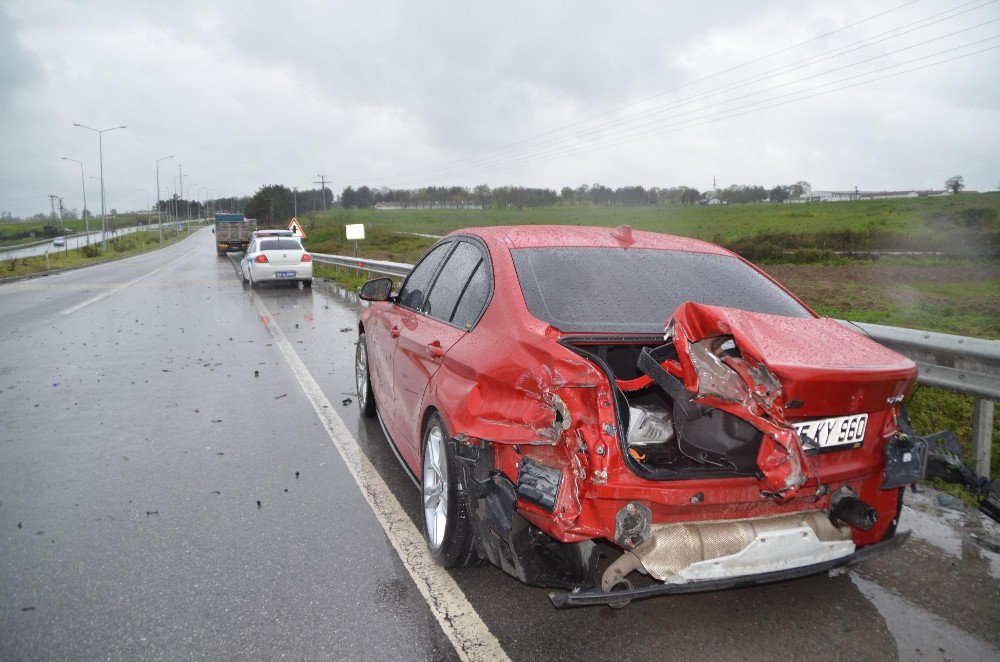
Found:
<box><xmin>451</xmin><ymin>225</ymin><xmax>732</xmax><ymax>256</ymax></box>
<box><xmin>252</xmin><ymin>229</ymin><xmax>295</xmax><ymax>237</ymax></box>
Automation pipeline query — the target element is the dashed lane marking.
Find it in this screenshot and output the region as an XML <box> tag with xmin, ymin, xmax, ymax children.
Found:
<box><xmin>60</xmin><ymin>233</ymin><xmax>203</xmax><ymax>315</ymax></box>
<box><xmin>251</xmin><ymin>291</ymin><xmax>510</xmax><ymax>662</ymax></box>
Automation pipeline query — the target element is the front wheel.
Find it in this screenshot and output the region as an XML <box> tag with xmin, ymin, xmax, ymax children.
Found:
<box><xmin>355</xmin><ymin>333</ymin><xmax>377</xmax><ymax>418</ymax></box>
<box><xmin>422</xmin><ymin>412</ymin><xmax>479</xmax><ymax>568</ymax></box>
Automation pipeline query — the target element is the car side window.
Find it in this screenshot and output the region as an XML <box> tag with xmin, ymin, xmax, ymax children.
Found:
<box><xmin>423</xmin><ymin>241</ymin><xmax>481</xmax><ymax>323</ymax></box>
<box><xmin>397</xmin><ymin>242</ymin><xmax>451</xmax><ymax>311</ymax></box>
<box><xmin>451</xmin><ymin>258</ymin><xmax>491</xmax><ymax>330</ymax></box>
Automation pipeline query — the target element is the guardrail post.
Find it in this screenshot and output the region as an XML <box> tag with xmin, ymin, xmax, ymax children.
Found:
<box><xmin>972</xmin><ymin>398</ymin><xmax>994</xmax><ymax>477</ymax></box>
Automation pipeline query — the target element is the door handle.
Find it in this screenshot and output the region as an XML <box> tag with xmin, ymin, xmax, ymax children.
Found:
<box><xmin>427</xmin><ymin>340</ymin><xmax>444</xmax><ymax>359</ymax></box>
<box><xmin>390</xmin><ymin>326</ymin><xmax>401</xmax><ymax>339</ymax></box>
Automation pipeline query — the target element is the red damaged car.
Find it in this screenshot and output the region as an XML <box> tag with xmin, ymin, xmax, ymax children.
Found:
<box><xmin>354</xmin><ymin>225</ymin><xmax>927</xmax><ymax>608</ymax></box>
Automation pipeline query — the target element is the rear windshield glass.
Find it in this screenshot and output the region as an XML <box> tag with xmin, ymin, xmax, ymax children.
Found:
<box><xmin>260</xmin><ymin>239</ymin><xmax>302</xmax><ymax>251</ymax></box>
<box><xmin>512</xmin><ymin>248</ymin><xmax>811</xmax><ymax>333</ymax></box>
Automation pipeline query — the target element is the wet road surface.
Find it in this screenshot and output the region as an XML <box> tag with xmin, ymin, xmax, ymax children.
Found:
<box><xmin>1</xmin><ymin>229</ymin><xmax>998</xmax><ymax>661</ymax></box>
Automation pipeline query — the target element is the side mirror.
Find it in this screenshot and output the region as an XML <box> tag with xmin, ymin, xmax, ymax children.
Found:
<box><xmin>360</xmin><ymin>277</ymin><xmax>393</xmax><ymax>302</ymax></box>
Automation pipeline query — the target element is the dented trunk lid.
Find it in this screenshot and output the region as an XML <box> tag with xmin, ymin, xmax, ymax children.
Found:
<box><xmin>672</xmin><ymin>303</ymin><xmax>917</xmax><ymax>418</ymax></box>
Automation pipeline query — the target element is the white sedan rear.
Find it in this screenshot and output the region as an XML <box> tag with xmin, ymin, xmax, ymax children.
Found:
<box><xmin>241</xmin><ymin>236</ymin><xmax>313</xmax><ymax>288</ymax></box>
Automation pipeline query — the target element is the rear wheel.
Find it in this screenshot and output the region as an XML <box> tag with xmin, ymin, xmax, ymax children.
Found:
<box><xmin>355</xmin><ymin>333</ymin><xmax>377</xmax><ymax>418</ymax></box>
<box><xmin>302</xmin><ymin>279</ymin><xmax>313</xmax><ymax>288</ymax></box>
<box><xmin>248</xmin><ymin>268</ymin><xmax>257</xmax><ymax>289</ymax></box>
<box><xmin>422</xmin><ymin>412</ymin><xmax>479</xmax><ymax>568</ymax></box>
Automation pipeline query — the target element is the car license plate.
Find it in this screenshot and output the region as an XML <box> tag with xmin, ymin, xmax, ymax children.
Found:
<box><xmin>792</xmin><ymin>413</ymin><xmax>868</xmax><ymax>449</ymax></box>
<box><xmin>275</xmin><ymin>271</ymin><xmax>296</xmax><ymax>278</ymax></box>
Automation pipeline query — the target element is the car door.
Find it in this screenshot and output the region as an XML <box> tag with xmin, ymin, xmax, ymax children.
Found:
<box><xmin>392</xmin><ymin>240</ymin><xmax>485</xmax><ymax>460</ymax></box>
<box><xmin>371</xmin><ymin>242</ymin><xmax>453</xmax><ymax>461</ymax></box>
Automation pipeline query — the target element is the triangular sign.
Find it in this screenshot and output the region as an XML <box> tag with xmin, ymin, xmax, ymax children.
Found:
<box><xmin>288</xmin><ymin>218</ymin><xmax>307</xmax><ymax>239</ymax></box>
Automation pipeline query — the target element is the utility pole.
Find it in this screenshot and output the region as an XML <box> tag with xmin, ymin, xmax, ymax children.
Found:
<box><xmin>314</xmin><ymin>175</ymin><xmax>330</xmax><ymax>211</ymax></box>
<box><xmin>292</xmin><ymin>186</ymin><xmax>298</xmax><ymax>218</ymax></box>
<box><xmin>48</xmin><ymin>195</ymin><xmax>58</xmax><ymax>222</ymax></box>
<box><xmin>155</xmin><ymin>155</ymin><xmax>174</xmax><ymax>242</ymax></box>
<box><xmin>61</xmin><ymin>158</ymin><xmax>89</xmax><ymax>245</ymax></box>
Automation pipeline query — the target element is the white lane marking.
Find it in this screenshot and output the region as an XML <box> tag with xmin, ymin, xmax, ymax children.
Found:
<box><xmin>60</xmin><ymin>235</ymin><xmax>200</xmax><ymax>315</ymax></box>
<box><xmin>251</xmin><ymin>293</ymin><xmax>510</xmax><ymax>662</ymax></box>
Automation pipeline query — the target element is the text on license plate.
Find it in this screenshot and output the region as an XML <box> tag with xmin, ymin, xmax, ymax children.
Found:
<box><xmin>792</xmin><ymin>413</ymin><xmax>868</xmax><ymax>449</ymax></box>
<box><xmin>276</xmin><ymin>271</ymin><xmax>296</xmax><ymax>278</ymax></box>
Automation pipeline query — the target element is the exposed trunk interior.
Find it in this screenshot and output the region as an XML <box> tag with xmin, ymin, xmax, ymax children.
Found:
<box><xmin>562</xmin><ymin>337</ymin><xmax>763</xmax><ymax>480</ymax></box>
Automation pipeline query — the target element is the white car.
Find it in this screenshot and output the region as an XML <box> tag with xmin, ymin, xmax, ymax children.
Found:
<box><xmin>52</xmin><ymin>236</ymin><xmax>66</xmax><ymax>247</ymax></box>
<box><xmin>241</xmin><ymin>236</ymin><xmax>313</xmax><ymax>288</ymax></box>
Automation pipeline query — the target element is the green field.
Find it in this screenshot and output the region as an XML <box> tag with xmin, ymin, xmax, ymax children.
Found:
<box><xmin>303</xmin><ymin>194</ymin><xmax>999</xmax><ymax>478</ymax></box>
<box><xmin>301</xmin><ymin>193</ymin><xmax>1000</xmax><ymax>257</ymax></box>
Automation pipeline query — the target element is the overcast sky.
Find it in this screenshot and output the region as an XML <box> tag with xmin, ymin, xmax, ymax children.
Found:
<box><xmin>1</xmin><ymin>0</ymin><xmax>998</xmax><ymax>217</ymax></box>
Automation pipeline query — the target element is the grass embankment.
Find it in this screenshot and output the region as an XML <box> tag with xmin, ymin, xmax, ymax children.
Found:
<box><xmin>0</xmin><ymin>214</ymin><xmax>160</xmax><ymax>247</ymax></box>
<box><xmin>0</xmin><ymin>227</ymin><xmax>201</xmax><ymax>279</ymax></box>
<box><xmin>301</xmin><ymin>195</ymin><xmax>999</xmax><ymax>478</ymax></box>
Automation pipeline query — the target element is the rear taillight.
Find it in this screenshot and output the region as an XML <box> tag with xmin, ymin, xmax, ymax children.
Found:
<box><xmin>254</xmin><ymin>254</ymin><xmax>269</xmax><ymax>263</ymax></box>
<box><xmin>300</xmin><ymin>253</ymin><xmax>312</xmax><ymax>262</ymax></box>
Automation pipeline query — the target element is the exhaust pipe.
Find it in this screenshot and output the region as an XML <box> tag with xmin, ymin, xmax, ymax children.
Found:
<box><xmin>830</xmin><ymin>489</ymin><xmax>879</xmax><ymax>531</ymax></box>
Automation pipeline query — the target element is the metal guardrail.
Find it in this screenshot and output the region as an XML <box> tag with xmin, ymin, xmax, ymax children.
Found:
<box><xmin>314</xmin><ymin>253</ymin><xmax>998</xmax><ymax>476</ymax></box>
<box><xmin>310</xmin><ymin>253</ymin><xmax>414</xmax><ymax>278</ymax></box>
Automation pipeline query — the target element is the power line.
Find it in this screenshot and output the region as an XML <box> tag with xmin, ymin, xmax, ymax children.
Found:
<box><xmin>414</xmin><ymin>19</ymin><xmax>1000</xmax><ymax>179</ymax></box>
<box><xmin>378</xmin><ymin>1</ymin><xmax>998</xmax><ymax>184</ymax></box>
<box><xmin>443</xmin><ymin>40</ymin><xmax>1000</xmax><ymax>179</ymax></box>
<box><xmin>366</xmin><ymin>0</ymin><xmax>926</xmax><ymax>183</ymax></box>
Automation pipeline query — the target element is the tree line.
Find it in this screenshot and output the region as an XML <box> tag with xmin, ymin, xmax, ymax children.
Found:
<box><xmin>337</xmin><ymin>181</ymin><xmax>814</xmax><ymax>209</ymax></box>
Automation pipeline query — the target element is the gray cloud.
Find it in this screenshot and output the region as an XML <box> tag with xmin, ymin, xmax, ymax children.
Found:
<box><xmin>1</xmin><ymin>0</ymin><xmax>998</xmax><ymax>217</ymax></box>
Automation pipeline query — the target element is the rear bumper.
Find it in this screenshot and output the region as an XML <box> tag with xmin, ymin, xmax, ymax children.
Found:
<box><xmin>250</xmin><ymin>262</ymin><xmax>313</xmax><ymax>281</ymax></box>
<box><xmin>548</xmin><ymin>530</ymin><xmax>908</xmax><ymax>608</ymax></box>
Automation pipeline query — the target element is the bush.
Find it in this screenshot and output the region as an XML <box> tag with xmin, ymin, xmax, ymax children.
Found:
<box><xmin>110</xmin><ymin>235</ymin><xmax>137</xmax><ymax>252</ymax></box>
<box><xmin>81</xmin><ymin>244</ymin><xmax>101</xmax><ymax>258</ymax></box>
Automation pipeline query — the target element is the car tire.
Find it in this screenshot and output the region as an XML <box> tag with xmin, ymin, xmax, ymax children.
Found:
<box><xmin>302</xmin><ymin>279</ymin><xmax>313</xmax><ymax>288</ymax></box>
<box><xmin>248</xmin><ymin>269</ymin><xmax>257</xmax><ymax>289</ymax></box>
<box><xmin>421</xmin><ymin>412</ymin><xmax>480</xmax><ymax>568</ymax></box>
<box><xmin>355</xmin><ymin>332</ymin><xmax>377</xmax><ymax>419</ymax></box>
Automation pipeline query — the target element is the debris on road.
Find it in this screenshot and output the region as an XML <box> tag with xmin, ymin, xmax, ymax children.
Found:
<box><xmin>339</xmin><ymin>327</ymin><xmax>351</xmax><ymax>332</ymax></box>
<box><xmin>256</xmin><ymin>500</ymin><xmax>261</xmax><ymax>509</ymax></box>
<box><xmin>274</xmin><ymin>393</ymin><xmax>287</xmax><ymax>399</ymax></box>
<box><xmin>145</xmin><ymin>510</ymin><xmax>159</xmax><ymax>516</ymax></box>
<box><xmin>923</xmin><ymin>429</ymin><xmax>1000</xmax><ymax>523</ymax></box>
<box><xmin>341</xmin><ymin>397</ymin><xmax>352</xmax><ymax>406</ymax></box>
<box><xmin>938</xmin><ymin>493</ymin><xmax>965</xmax><ymax>511</ymax></box>
<box><xmin>211</xmin><ymin>419</ymin><xmax>222</xmax><ymax>423</ymax></box>
<box><xmin>295</xmin><ymin>471</ymin><xmax>299</xmax><ymax>479</ymax></box>
<box><xmin>254</xmin><ymin>370</ymin><xmax>259</xmax><ymax>377</ymax></box>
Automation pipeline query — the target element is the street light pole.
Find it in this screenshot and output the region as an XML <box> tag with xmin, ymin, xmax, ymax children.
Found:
<box><xmin>61</xmin><ymin>157</ymin><xmax>88</xmax><ymax>245</ymax></box>
<box><xmin>186</xmin><ymin>182</ymin><xmax>197</xmax><ymax>221</ymax></box>
<box><xmin>139</xmin><ymin>188</ymin><xmax>150</xmax><ymax>225</ymax></box>
<box><xmin>74</xmin><ymin>123</ymin><xmax>126</xmax><ymax>252</ymax></box>
<box><xmin>155</xmin><ymin>155</ymin><xmax>174</xmax><ymax>243</ymax></box>
<box><xmin>293</xmin><ymin>186</ymin><xmax>298</xmax><ymax>218</ymax></box>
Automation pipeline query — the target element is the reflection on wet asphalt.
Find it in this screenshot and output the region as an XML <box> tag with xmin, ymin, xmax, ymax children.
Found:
<box><xmin>0</xmin><ymin>229</ymin><xmax>997</xmax><ymax>661</ymax></box>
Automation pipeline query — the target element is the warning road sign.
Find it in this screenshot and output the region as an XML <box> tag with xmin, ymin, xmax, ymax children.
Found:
<box><xmin>288</xmin><ymin>218</ymin><xmax>307</xmax><ymax>239</ymax></box>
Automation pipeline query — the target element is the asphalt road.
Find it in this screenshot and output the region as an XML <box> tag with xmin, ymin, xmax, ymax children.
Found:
<box><xmin>1</xmin><ymin>229</ymin><xmax>998</xmax><ymax>661</ymax></box>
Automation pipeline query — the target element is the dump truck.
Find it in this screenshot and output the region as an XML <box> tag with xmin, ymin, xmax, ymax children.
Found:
<box><xmin>214</xmin><ymin>213</ymin><xmax>252</xmax><ymax>255</ymax></box>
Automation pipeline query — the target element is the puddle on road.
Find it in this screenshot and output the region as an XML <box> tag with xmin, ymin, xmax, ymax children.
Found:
<box><xmin>850</xmin><ymin>572</ymin><xmax>999</xmax><ymax>661</ymax></box>
<box><xmin>901</xmin><ymin>489</ymin><xmax>1000</xmax><ymax>579</ymax></box>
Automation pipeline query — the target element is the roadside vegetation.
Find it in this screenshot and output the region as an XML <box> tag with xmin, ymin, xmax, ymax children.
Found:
<box><xmin>301</xmin><ymin>194</ymin><xmax>999</xmax><ymax>479</ymax></box>
<box><xmin>0</xmin><ymin>226</ymin><xmax>203</xmax><ymax>279</ymax></box>
<box><xmin>0</xmin><ymin>214</ymin><xmax>166</xmax><ymax>247</ymax></box>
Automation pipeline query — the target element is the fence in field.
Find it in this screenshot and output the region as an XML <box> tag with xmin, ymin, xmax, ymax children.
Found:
<box><xmin>311</xmin><ymin>253</ymin><xmax>999</xmax><ymax>476</ymax></box>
